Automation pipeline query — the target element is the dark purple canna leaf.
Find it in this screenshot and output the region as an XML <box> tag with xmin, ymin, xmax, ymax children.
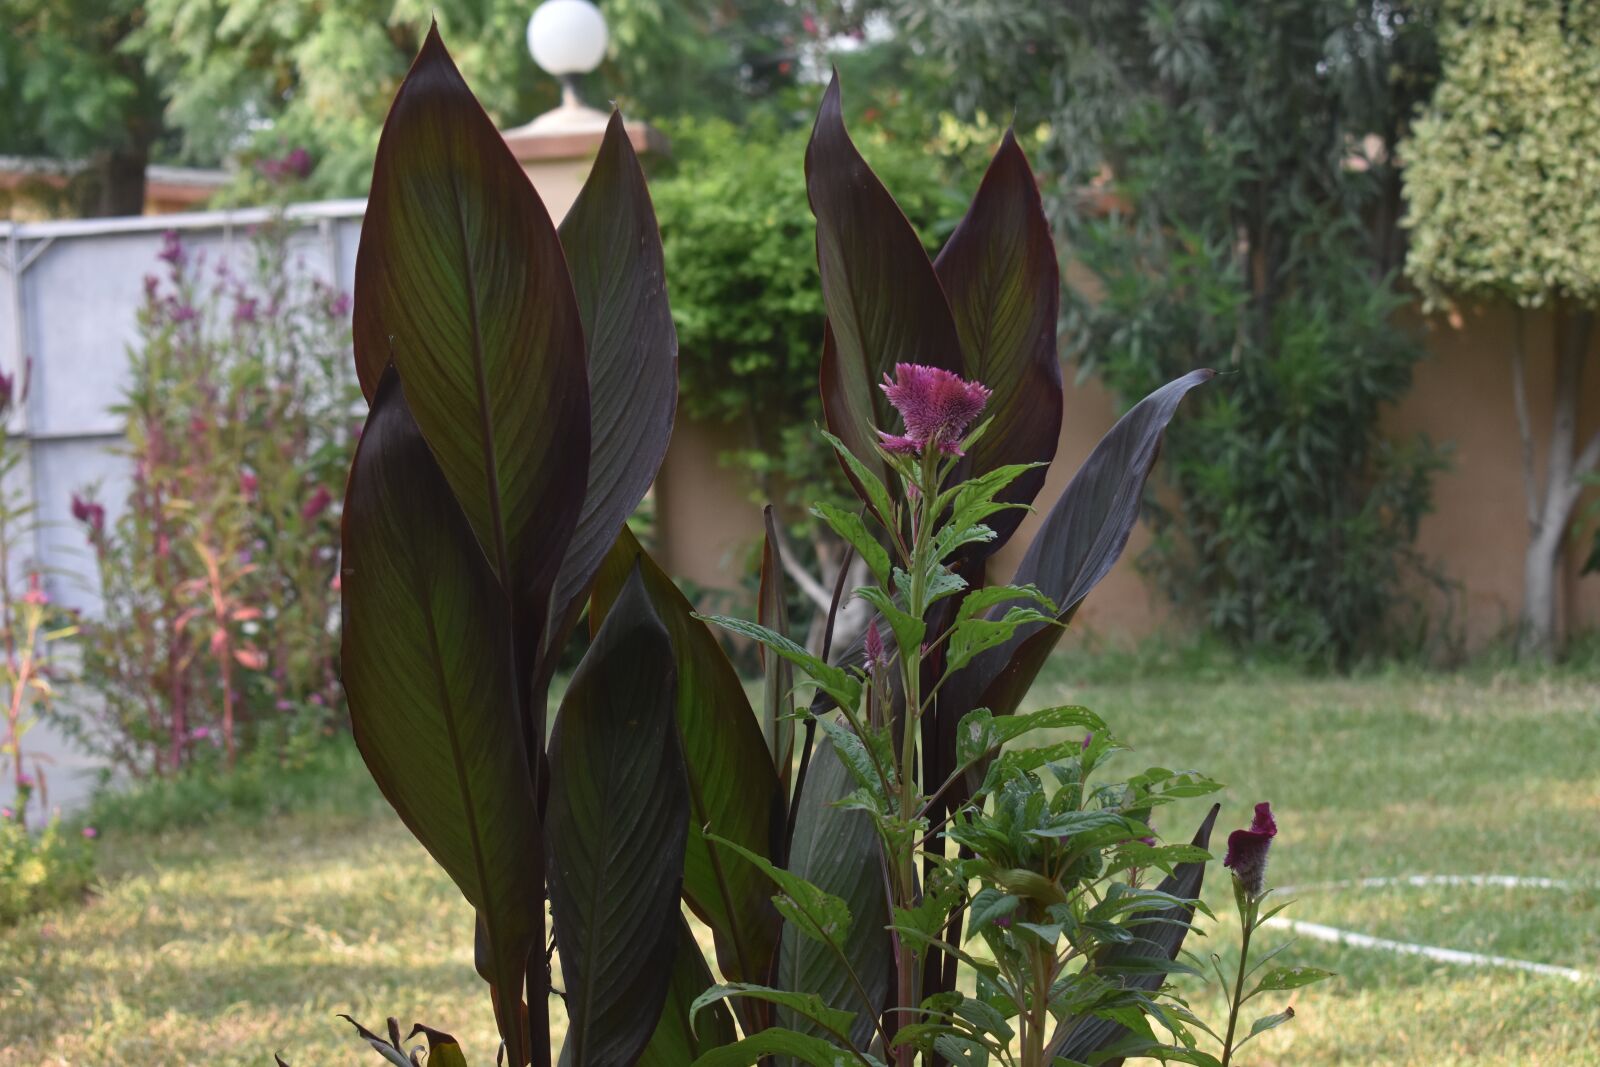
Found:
<box><xmin>933</xmin><ymin>129</ymin><xmax>1063</xmax><ymax>556</ymax></box>
<box><xmin>341</xmin><ymin>370</ymin><xmax>540</xmax><ymax>1066</ymax></box>
<box><xmin>776</xmin><ymin>738</ymin><xmax>893</xmax><ymax>1055</ymax></box>
<box><xmin>1048</xmin><ymin>804</ymin><xmax>1220</xmax><ymax>1066</ymax></box>
<box><xmin>636</xmin><ymin>913</ymin><xmax>739</xmax><ymax>1066</ymax></box>
<box><xmin>934</xmin><ymin>370</ymin><xmax>1213</xmax><ymax>806</ymax></box>
<box><xmin>590</xmin><ymin>529</ymin><xmax>784</xmax><ymax>999</ymax></box>
<box><xmin>352</xmin><ymin>24</ymin><xmax>590</xmax><ymax>623</ymax></box>
<box><xmin>547</xmin><ymin>563</ymin><xmax>687</xmax><ymax>1067</ymax></box>
<box><xmin>548</xmin><ymin>111</ymin><xmax>678</xmax><ymax>657</ymax></box>
<box><xmin>760</xmin><ymin>506</ymin><xmax>797</xmax><ymax>798</ymax></box>
<box><xmin>807</xmin><ymin>72</ymin><xmax>965</xmax><ymax>511</ymax></box>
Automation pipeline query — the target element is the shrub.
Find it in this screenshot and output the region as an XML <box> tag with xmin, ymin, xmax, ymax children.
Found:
<box><xmin>312</xmin><ymin>29</ymin><xmax>1329</xmax><ymax>1067</ymax></box>
<box><xmin>0</xmin><ymin>815</ymin><xmax>95</xmax><ymax>925</ymax></box>
<box><xmin>893</xmin><ymin>0</ymin><xmax>1448</xmax><ymax>667</ymax></box>
<box><xmin>64</xmin><ymin>218</ymin><xmax>358</xmax><ymax>778</ymax></box>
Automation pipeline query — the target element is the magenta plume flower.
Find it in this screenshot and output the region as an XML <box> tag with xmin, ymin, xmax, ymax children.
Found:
<box><xmin>864</xmin><ymin>619</ymin><xmax>886</xmax><ymax>674</ymax></box>
<box><xmin>1223</xmin><ymin>802</ymin><xmax>1278</xmax><ymax>897</ymax></box>
<box><xmin>878</xmin><ymin>363</ymin><xmax>991</xmax><ymax>457</ymax></box>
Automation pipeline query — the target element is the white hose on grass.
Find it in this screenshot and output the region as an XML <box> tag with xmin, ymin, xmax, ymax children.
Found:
<box><xmin>1262</xmin><ymin>874</ymin><xmax>1597</xmax><ymax>983</ymax></box>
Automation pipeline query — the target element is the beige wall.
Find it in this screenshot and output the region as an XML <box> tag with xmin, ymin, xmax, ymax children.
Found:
<box><xmin>653</xmin><ymin>303</ymin><xmax>1600</xmax><ymax>654</ymax></box>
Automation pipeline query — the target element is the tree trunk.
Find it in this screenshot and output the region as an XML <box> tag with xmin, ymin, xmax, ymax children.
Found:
<box><xmin>77</xmin><ymin>140</ymin><xmax>150</xmax><ymax>218</ymax></box>
<box><xmin>1517</xmin><ymin>303</ymin><xmax>1596</xmax><ymax>660</ymax></box>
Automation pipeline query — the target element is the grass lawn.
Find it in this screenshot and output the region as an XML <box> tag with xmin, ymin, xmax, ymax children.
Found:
<box><xmin>0</xmin><ymin>666</ymin><xmax>1595</xmax><ymax>1065</ymax></box>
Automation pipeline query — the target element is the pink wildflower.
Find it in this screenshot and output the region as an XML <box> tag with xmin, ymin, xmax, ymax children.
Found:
<box><xmin>301</xmin><ymin>485</ymin><xmax>332</xmax><ymax>521</ymax></box>
<box><xmin>240</xmin><ymin>470</ymin><xmax>258</xmax><ymax>497</ymax></box>
<box><xmin>82</xmin><ymin>826</ymin><xmax>98</xmax><ymax>839</ymax></box>
<box><xmin>1</xmin><ymin>808</ymin><xmax>11</xmax><ymax>821</ymax></box>
<box><xmin>1223</xmin><ymin>802</ymin><xmax>1278</xmax><ymax>897</ymax></box>
<box><xmin>233</xmin><ymin>297</ymin><xmax>259</xmax><ymax>324</ymax></box>
<box><xmin>16</xmin><ymin>772</ymin><xmax>34</xmax><ymax>789</ymax></box>
<box><xmin>326</xmin><ymin>291</ymin><xmax>353</xmax><ymax>318</ymax></box>
<box><xmin>878</xmin><ymin>363</ymin><xmax>991</xmax><ymax>457</ymax></box>
<box><xmin>157</xmin><ymin>230</ymin><xmax>185</xmax><ymax>266</ymax></box>
<box><xmin>71</xmin><ymin>494</ymin><xmax>105</xmax><ymax>536</ymax></box>
<box><xmin>21</xmin><ymin>574</ymin><xmax>48</xmax><ymax>607</ymax></box>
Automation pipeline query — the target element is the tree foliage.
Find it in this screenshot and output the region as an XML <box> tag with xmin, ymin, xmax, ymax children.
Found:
<box><xmin>1404</xmin><ymin>0</ymin><xmax>1600</xmax><ymax>309</ymax></box>
<box><xmin>895</xmin><ymin>0</ymin><xmax>1448</xmax><ymax>665</ymax></box>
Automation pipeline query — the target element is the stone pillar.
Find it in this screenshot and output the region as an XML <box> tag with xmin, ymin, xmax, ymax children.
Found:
<box><xmin>500</xmin><ymin>103</ymin><xmax>668</xmax><ymax>221</ymax></box>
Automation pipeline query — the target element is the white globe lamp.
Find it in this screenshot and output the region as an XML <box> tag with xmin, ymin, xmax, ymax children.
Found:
<box><xmin>527</xmin><ymin>0</ymin><xmax>609</xmax><ymax>110</ymax></box>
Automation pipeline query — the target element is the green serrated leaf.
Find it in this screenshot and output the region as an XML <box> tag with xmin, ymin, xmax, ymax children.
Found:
<box><xmin>813</xmin><ymin>503</ymin><xmax>892</xmax><ymax>588</ymax></box>
<box><xmin>697</xmin><ymin>615</ymin><xmax>862</xmax><ymax>712</ymax></box>
<box><xmin>1249</xmin><ymin>966</ymin><xmax>1334</xmax><ymax>998</ymax></box>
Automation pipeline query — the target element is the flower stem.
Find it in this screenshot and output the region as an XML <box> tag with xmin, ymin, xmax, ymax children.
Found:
<box><xmin>1220</xmin><ymin>895</ymin><xmax>1257</xmax><ymax>1067</ymax></box>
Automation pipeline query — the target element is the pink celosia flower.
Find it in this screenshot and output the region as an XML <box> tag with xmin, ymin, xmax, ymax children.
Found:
<box><xmin>1223</xmin><ymin>802</ymin><xmax>1278</xmax><ymax>897</ymax></box>
<box><xmin>1082</xmin><ymin>732</ymin><xmax>1093</xmax><ymax>751</ymax></box>
<box><xmin>240</xmin><ymin>471</ymin><xmax>258</xmax><ymax>497</ymax></box>
<box><xmin>878</xmin><ymin>363</ymin><xmax>991</xmax><ymax>457</ymax></box>
<box><xmin>82</xmin><ymin>826</ymin><xmax>98</xmax><ymax>839</ymax></box>
<box><xmin>301</xmin><ymin>485</ymin><xmax>332</xmax><ymax>521</ymax></box>
<box><xmin>864</xmin><ymin>619</ymin><xmax>886</xmax><ymax>674</ymax></box>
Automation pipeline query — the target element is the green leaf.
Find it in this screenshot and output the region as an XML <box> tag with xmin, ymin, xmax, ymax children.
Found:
<box><xmin>548</xmin><ymin>110</ymin><xmax>678</xmax><ymax>650</ymax></box>
<box><xmin>547</xmin><ymin>565</ymin><xmax>688</xmax><ymax>1066</ymax></box>
<box><xmin>340</xmin><ymin>372</ymin><xmax>538</xmax><ymax>1064</ymax></box>
<box><xmin>707</xmin><ymin>834</ymin><xmax>854</xmax><ymax>952</ymax></box>
<box><xmin>933</xmin><ymin>129</ymin><xmax>1063</xmax><ymax>557</ymax></box>
<box><xmin>698</xmin><ymin>614</ymin><xmax>862</xmax><ymax>712</ymax></box>
<box><xmin>945</xmin><ymin>607</ymin><xmax>1057</xmax><ymax>674</ymax></box>
<box><xmin>820</xmin><ymin>429</ymin><xmax>898</xmax><ymax>529</ymax></box>
<box><xmin>815</xmin><ymin>717</ymin><xmax>896</xmax><ymax>803</ymax></box>
<box><xmin>637</xmin><ymin>915</ymin><xmax>738</xmax><ymax>1067</ymax></box>
<box><xmin>954</xmin><ymin>705</ymin><xmax>1103</xmax><ymax>771</ymax></box>
<box><xmin>1249</xmin><ymin>967</ymin><xmax>1335</xmax><ymax>998</ymax></box>
<box><xmin>1243</xmin><ymin>1008</ymin><xmax>1296</xmax><ymax>1044</ymax></box>
<box><xmin>589</xmin><ymin>530</ymin><xmax>783</xmax><ymax>992</ymax></box>
<box><xmin>778</xmin><ymin>739</ymin><xmax>894</xmax><ymax>1054</ymax></box>
<box><xmin>352</xmin><ymin>26</ymin><xmax>589</xmax><ymax>613</ymax></box>
<box><xmin>965</xmin><ymin>887</ymin><xmax>1020</xmax><ymax>938</ymax></box>
<box><xmin>1046</xmin><ymin>804</ymin><xmax>1220</xmax><ymax>1064</ymax></box>
<box><xmin>812</xmin><ymin>503</ymin><xmax>892</xmax><ymax>588</ymax></box>
<box><xmin>807</xmin><ymin>73</ymin><xmax>966</xmax><ymax>510</ymax></box>
<box><xmin>692</xmin><ymin>984</ymin><xmax>858</xmax><ymax>1041</ymax></box>
<box><xmin>692</xmin><ymin>1028</ymin><xmax>884</xmax><ymax>1067</ymax></box>
<box><xmin>853</xmin><ymin>587</ymin><xmax>925</xmax><ymax>663</ymax></box>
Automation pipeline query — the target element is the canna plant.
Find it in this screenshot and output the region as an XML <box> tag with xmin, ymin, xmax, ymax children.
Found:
<box><xmin>335</xmin><ymin>24</ymin><xmax>1327</xmax><ymax>1067</ymax></box>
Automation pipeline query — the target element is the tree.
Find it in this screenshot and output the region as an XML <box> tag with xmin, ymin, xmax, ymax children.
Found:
<box><xmin>2</xmin><ymin>0</ymin><xmax>806</xmax><ymax>209</ymax></box>
<box><xmin>1404</xmin><ymin>0</ymin><xmax>1600</xmax><ymax>658</ymax></box>
<box><xmin>0</xmin><ymin>0</ymin><xmax>167</xmax><ymax>215</ymax></box>
<box><xmin>134</xmin><ymin>0</ymin><xmax>805</xmax><ymax>198</ymax></box>
<box><xmin>891</xmin><ymin>0</ymin><xmax>1447</xmax><ymax>665</ymax></box>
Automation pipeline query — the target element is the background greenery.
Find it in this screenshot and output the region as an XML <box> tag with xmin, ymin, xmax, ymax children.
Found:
<box><xmin>885</xmin><ymin>0</ymin><xmax>1451</xmax><ymax>667</ymax></box>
